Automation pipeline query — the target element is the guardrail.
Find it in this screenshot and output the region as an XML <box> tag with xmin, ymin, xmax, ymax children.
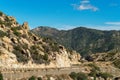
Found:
<box><xmin>0</xmin><ymin>66</ymin><xmax>84</xmax><ymax>80</ymax></box>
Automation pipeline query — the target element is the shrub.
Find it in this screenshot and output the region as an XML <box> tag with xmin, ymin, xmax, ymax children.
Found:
<box><xmin>13</xmin><ymin>49</ymin><xmax>28</xmax><ymax>62</ymax></box>
<box><xmin>0</xmin><ymin>11</ymin><xmax>3</xmax><ymax>16</ymax></box>
<box><xmin>0</xmin><ymin>20</ymin><xmax>4</xmax><ymax>25</ymax></box>
<box><xmin>37</xmin><ymin>77</ymin><xmax>42</xmax><ymax>80</ymax></box>
<box><xmin>4</xmin><ymin>22</ymin><xmax>12</xmax><ymax>27</ymax></box>
<box><xmin>11</xmin><ymin>27</ymin><xmax>21</xmax><ymax>31</ymax></box>
<box><xmin>51</xmin><ymin>44</ymin><xmax>59</xmax><ymax>52</ymax></box>
<box><xmin>69</xmin><ymin>72</ymin><xmax>88</xmax><ymax>80</ymax></box>
<box><xmin>77</xmin><ymin>72</ymin><xmax>88</xmax><ymax>80</ymax></box>
<box><xmin>14</xmin><ymin>31</ymin><xmax>21</xmax><ymax>36</ymax></box>
<box><xmin>11</xmin><ymin>27</ymin><xmax>21</xmax><ymax>36</ymax></box>
<box><xmin>42</xmin><ymin>45</ymin><xmax>50</xmax><ymax>53</ymax></box>
<box><xmin>43</xmin><ymin>53</ymin><xmax>48</xmax><ymax>61</ymax></box>
<box><xmin>89</xmin><ymin>68</ymin><xmax>98</xmax><ymax>77</ymax></box>
<box><xmin>87</xmin><ymin>63</ymin><xmax>100</xmax><ymax>71</ymax></box>
<box><xmin>69</xmin><ymin>72</ymin><xmax>77</xmax><ymax>80</ymax></box>
<box><xmin>0</xmin><ymin>72</ymin><xmax>3</xmax><ymax>80</ymax></box>
<box><xmin>29</xmin><ymin>76</ymin><xmax>36</xmax><ymax>80</ymax></box>
<box><xmin>0</xmin><ymin>30</ymin><xmax>7</xmax><ymax>37</ymax></box>
<box><xmin>88</xmin><ymin>64</ymin><xmax>100</xmax><ymax>80</ymax></box>
<box><xmin>13</xmin><ymin>44</ymin><xmax>29</xmax><ymax>62</ymax></box>
<box><xmin>99</xmin><ymin>72</ymin><xmax>113</xmax><ymax>80</ymax></box>
<box><xmin>14</xmin><ymin>44</ymin><xmax>23</xmax><ymax>51</ymax></box>
<box><xmin>113</xmin><ymin>59</ymin><xmax>120</xmax><ymax>69</ymax></box>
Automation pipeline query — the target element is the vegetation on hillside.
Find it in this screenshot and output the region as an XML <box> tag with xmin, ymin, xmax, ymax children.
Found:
<box><xmin>0</xmin><ymin>72</ymin><xmax>3</xmax><ymax>80</ymax></box>
<box><xmin>32</xmin><ymin>27</ymin><xmax>120</xmax><ymax>57</ymax></box>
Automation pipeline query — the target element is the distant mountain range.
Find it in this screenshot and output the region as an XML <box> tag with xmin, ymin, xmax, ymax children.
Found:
<box><xmin>32</xmin><ymin>26</ymin><xmax>120</xmax><ymax>56</ymax></box>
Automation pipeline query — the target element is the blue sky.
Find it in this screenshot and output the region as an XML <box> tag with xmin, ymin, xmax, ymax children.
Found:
<box><xmin>0</xmin><ymin>0</ymin><xmax>120</xmax><ymax>30</ymax></box>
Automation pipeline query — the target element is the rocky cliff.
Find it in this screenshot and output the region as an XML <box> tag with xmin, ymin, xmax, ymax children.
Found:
<box><xmin>0</xmin><ymin>11</ymin><xmax>81</xmax><ymax>69</ymax></box>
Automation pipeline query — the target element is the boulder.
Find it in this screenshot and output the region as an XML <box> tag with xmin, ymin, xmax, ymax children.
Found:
<box><xmin>22</xmin><ymin>22</ymin><xmax>29</xmax><ymax>30</ymax></box>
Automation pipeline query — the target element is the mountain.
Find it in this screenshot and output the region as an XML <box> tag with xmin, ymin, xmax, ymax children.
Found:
<box><xmin>32</xmin><ymin>26</ymin><xmax>120</xmax><ymax>56</ymax></box>
<box><xmin>1</xmin><ymin>11</ymin><xmax>120</xmax><ymax>79</ymax></box>
<box><xmin>0</xmin><ymin>11</ymin><xmax>81</xmax><ymax>68</ymax></box>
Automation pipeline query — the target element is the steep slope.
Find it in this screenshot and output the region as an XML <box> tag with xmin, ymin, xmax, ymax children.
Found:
<box><xmin>32</xmin><ymin>26</ymin><xmax>120</xmax><ymax>56</ymax></box>
<box><xmin>0</xmin><ymin>11</ymin><xmax>81</xmax><ymax>68</ymax></box>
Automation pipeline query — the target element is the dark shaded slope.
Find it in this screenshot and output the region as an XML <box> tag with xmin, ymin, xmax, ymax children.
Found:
<box><xmin>32</xmin><ymin>27</ymin><xmax>120</xmax><ymax>56</ymax></box>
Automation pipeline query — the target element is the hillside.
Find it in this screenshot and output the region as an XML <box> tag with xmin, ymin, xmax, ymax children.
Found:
<box><xmin>0</xmin><ymin>11</ymin><xmax>81</xmax><ymax>68</ymax></box>
<box><xmin>1</xmin><ymin>11</ymin><xmax>120</xmax><ymax>80</ymax></box>
<box><xmin>32</xmin><ymin>26</ymin><xmax>120</xmax><ymax>56</ymax></box>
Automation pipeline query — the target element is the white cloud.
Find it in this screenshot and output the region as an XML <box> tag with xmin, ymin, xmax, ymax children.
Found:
<box><xmin>79</xmin><ymin>4</ymin><xmax>98</xmax><ymax>11</ymax></box>
<box><xmin>72</xmin><ymin>0</ymin><xmax>98</xmax><ymax>11</ymax></box>
<box><xmin>80</xmin><ymin>0</ymin><xmax>90</xmax><ymax>4</ymax></box>
<box><xmin>105</xmin><ymin>22</ymin><xmax>120</xmax><ymax>25</ymax></box>
<box><xmin>93</xmin><ymin>26</ymin><xmax>120</xmax><ymax>30</ymax></box>
<box><xmin>82</xmin><ymin>25</ymin><xmax>120</xmax><ymax>30</ymax></box>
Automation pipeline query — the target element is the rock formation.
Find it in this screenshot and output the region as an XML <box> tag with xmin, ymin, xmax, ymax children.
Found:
<box><xmin>0</xmin><ymin>11</ymin><xmax>81</xmax><ymax>69</ymax></box>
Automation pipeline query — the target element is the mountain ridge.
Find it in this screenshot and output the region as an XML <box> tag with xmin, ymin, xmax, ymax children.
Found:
<box><xmin>32</xmin><ymin>26</ymin><xmax>120</xmax><ymax>56</ymax></box>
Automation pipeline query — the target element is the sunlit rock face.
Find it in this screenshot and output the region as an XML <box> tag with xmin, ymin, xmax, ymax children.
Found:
<box><xmin>0</xmin><ymin>11</ymin><xmax>81</xmax><ymax>68</ymax></box>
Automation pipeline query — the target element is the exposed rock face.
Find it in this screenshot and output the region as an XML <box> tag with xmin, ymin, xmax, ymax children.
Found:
<box><xmin>0</xmin><ymin>12</ymin><xmax>81</xmax><ymax>69</ymax></box>
<box><xmin>0</xmin><ymin>47</ymin><xmax>17</xmax><ymax>67</ymax></box>
<box><xmin>22</xmin><ymin>22</ymin><xmax>29</xmax><ymax>30</ymax></box>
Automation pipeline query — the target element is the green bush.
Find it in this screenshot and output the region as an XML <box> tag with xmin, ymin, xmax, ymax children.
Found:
<box><xmin>11</xmin><ymin>27</ymin><xmax>21</xmax><ymax>36</ymax></box>
<box><xmin>37</xmin><ymin>77</ymin><xmax>42</xmax><ymax>80</ymax></box>
<box><xmin>14</xmin><ymin>31</ymin><xmax>21</xmax><ymax>36</ymax></box>
<box><xmin>89</xmin><ymin>68</ymin><xmax>98</xmax><ymax>77</ymax></box>
<box><xmin>69</xmin><ymin>72</ymin><xmax>77</xmax><ymax>80</ymax></box>
<box><xmin>69</xmin><ymin>72</ymin><xmax>88</xmax><ymax>80</ymax></box>
<box><xmin>0</xmin><ymin>20</ymin><xmax>4</xmax><ymax>25</ymax></box>
<box><xmin>88</xmin><ymin>64</ymin><xmax>100</xmax><ymax>80</ymax></box>
<box><xmin>51</xmin><ymin>44</ymin><xmax>59</xmax><ymax>52</ymax></box>
<box><xmin>42</xmin><ymin>45</ymin><xmax>50</xmax><ymax>53</ymax></box>
<box><xmin>0</xmin><ymin>11</ymin><xmax>3</xmax><ymax>16</ymax></box>
<box><xmin>99</xmin><ymin>72</ymin><xmax>113</xmax><ymax>80</ymax></box>
<box><xmin>0</xmin><ymin>30</ymin><xmax>7</xmax><ymax>37</ymax></box>
<box><xmin>13</xmin><ymin>44</ymin><xmax>29</xmax><ymax>62</ymax></box>
<box><xmin>43</xmin><ymin>53</ymin><xmax>48</xmax><ymax>61</ymax></box>
<box><xmin>77</xmin><ymin>72</ymin><xmax>88</xmax><ymax>80</ymax></box>
<box><xmin>113</xmin><ymin>59</ymin><xmax>120</xmax><ymax>69</ymax></box>
<box><xmin>29</xmin><ymin>76</ymin><xmax>36</xmax><ymax>80</ymax></box>
<box><xmin>11</xmin><ymin>27</ymin><xmax>21</xmax><ymax>31</ymax></box>
<box><xmin>4</xmin><ymin>22</ymin><xmax>12</xmax><ymax>27</ymax></box>
<box><xmin>0</xmin><ymin>72</ymin><xmax>3</xmax><ymax>80</ymax></box>
<box><xmin>87</xmin><ymin>63</ymin><xmax>100</xmax><ymax>71</ymax></box>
